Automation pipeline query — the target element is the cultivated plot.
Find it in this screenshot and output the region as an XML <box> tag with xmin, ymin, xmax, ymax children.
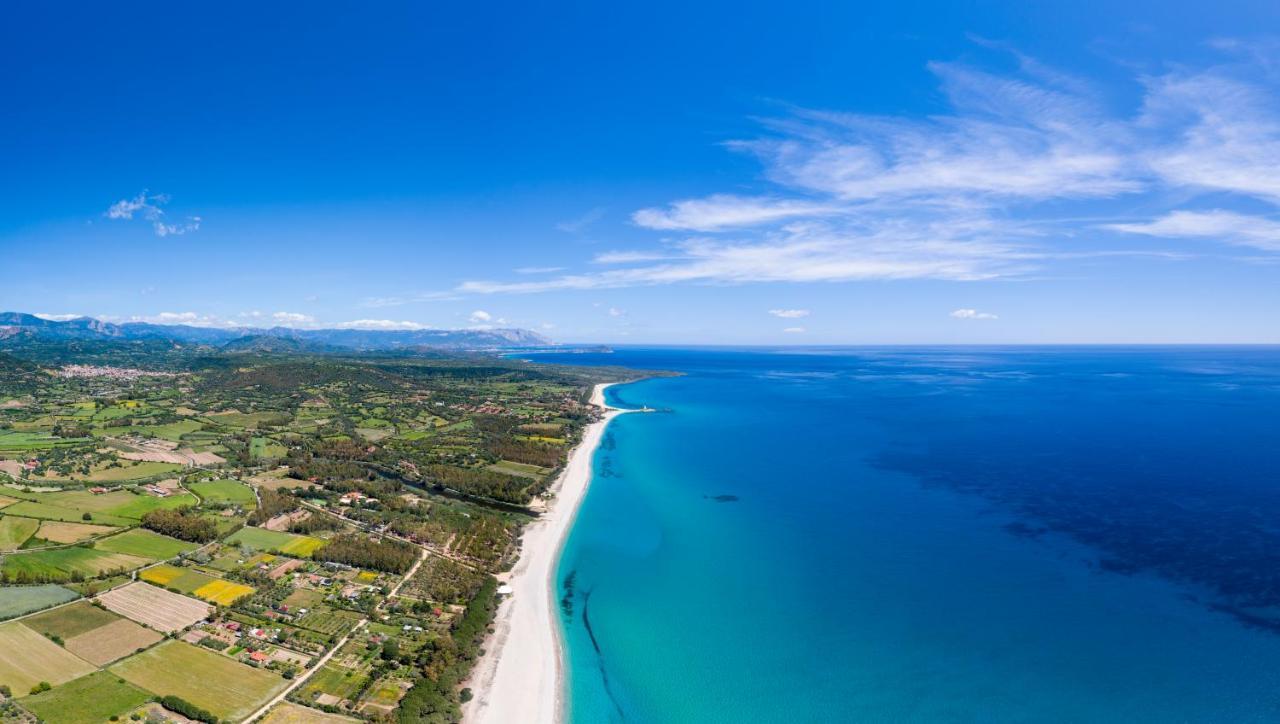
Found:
<box><xmin>140</xmin><ymin>563</ymin><xmax>255</xmax><ymax>604</ymax></box>
<box><xmin>0</xmin><ymin>621</ymin><xmax>95</xmax><ymax>693</ymax></box>
<box><xmin>22</xmin><ymin>599</ymin><xmax>118</xmax><ymax>639</ymax></box>
<box><xmin>111</xmin><ymin>640</ymin><xmax>287</xmax><ymax>722</ymax></box>
<box><xmin>20</xmin><ymin>670</ymin><xmax>152</xmax><ymax>724</ymax></box>
<box><xmin>1</xmin><ymin>547</ymin><xmax>149</xmax><ymax>581</ymax></box>
<box><xmin>0</xmin><ymin>584</ymin><xmax>78</xmax><ymax>620</ymax></box>
<box><xmin>96</xmin><ymin>528</ymin><xmax>198</xmax><ymax>559</ymax></box>
<box><xmin>226</xmin><ymin>526</ymin><xmax>325</xmax><ymax>556</ymax></box>
<box><xmin>0</xmin><ymin>515</ymin><xmax>38</xmax><ymax>550</ymax></box>
<box><xmin>96</xmin><ymin>581</ymin><xmax>210</xmax><ymax>632</ymax></box>
<box><xmin>262</xmin><ymin>701</ymin><xmax>359</xmax><ymax>723</ymax></box>
<box><xmin>34</xmin><ymin>520</ymin><xmax>118</xmax><ymax>543</ymax></box>
<box><xmin>65</xmin><ymin>617</ymin><xmax>164</xmax><ymax>665</ymax></box>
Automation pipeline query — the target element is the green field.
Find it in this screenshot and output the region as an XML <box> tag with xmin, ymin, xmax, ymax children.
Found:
<box><xmin>111</xmin><ymin>640</ymin><xmax>287</xmax><ymax>722</ymax></box>
<box><xmin>0</xmin><ymin>431</ymin><xmax>88</xmax><ymax>451</ymax></box>
<box><xmin>21</xmin><ymin>599</ymin><xmax>120</xmax><ymax>639</ymax></box>
<box><xmin>96</xmin><ymin>528</ymin><xmax>198</xmax><ymax>559</ymax></box>
<box><xmin>226</xmin><ymin>526</ymin><xmax>325</xmax><ymax>556</ymax></box>
<box><xmin>0</xmin><ymin>515</ymin><xmax>39</xmax><ymax>550</ymax></box>
<box><xmin>21</xmin><ymin>670</ymin><xmax>152</xmax><ymax>723</ymax></box>
<box><xmin>486</xmin><ymin>460</ymin><xmax>547</xmax><ymax>479</ymax></box>
<box><xmin>0</xmin><ymin>584</ymin><xmax>79</xmax><ymax>619</ymax></box>
<box><xmin>250</xmin><ymin>437</ymin><xmax>288</xmax><ymax>459</ymax></box>
<box><xmin>1</xmin><ymin>500</ymin><xmax>134</xmax><ymax>526</ymax></box>
<box><xmin>298</xmin><ymin>663</ymin><xmax>368</xmax><ymax>702</ymax></box>
<box><xmin>296</xmin><ymin>606</ymin><xmax>363</xmax><ymax>636</ymax></box>
<box><xmin>84</xmin><ymin>461</ymin><xmax>185</xmax><ymax>482</ymax></box>
<box><xmin>122</xmin><ymin>419</ymin><xmax>206</xmax><ymax>441</ymax></box>
<box><xmin>2</xmin><ymin>547</ymin><xmax>150</xmax><ymax>582</ymax></box>
<box><xmin>0</xmin><ymin>488</ymin><xmax>198</xmax><ymax>526</ymax></box>
<box><xmin>188</xmin><ymin>479</ymin><xmax>257</xmax><ymax>506</ymax></box>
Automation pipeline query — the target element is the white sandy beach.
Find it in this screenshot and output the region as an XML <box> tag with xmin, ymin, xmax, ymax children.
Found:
<box><xmin>463</xmin><ymin>382</ymin><xmax>625</xmax><ymax>724</ymax></box>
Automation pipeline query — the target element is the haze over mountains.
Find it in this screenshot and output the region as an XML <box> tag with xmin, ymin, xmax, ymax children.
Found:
<box><xmin>0</xmin><ymin>312</ymin><xmax>553</xmax><ymax>352</ymax></box>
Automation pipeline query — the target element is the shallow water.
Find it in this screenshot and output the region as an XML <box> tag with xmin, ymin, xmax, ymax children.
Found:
<box><xmin>542</xmin><ymin>347</ymin><xmax>1280</xmax><ymax>722</ymax></box>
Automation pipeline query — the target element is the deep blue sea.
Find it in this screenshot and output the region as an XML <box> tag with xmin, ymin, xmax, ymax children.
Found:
<box><xmin>533</xmin><ymin>347</ymin><xmax>1280</xmax><ymax>723</ymax></box>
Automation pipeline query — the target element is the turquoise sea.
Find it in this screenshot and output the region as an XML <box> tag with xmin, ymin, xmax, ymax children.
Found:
<box><xmin>538</xmin><ymin>347</ymin><xmax>1280</xmax><ymax>722</ymax></box>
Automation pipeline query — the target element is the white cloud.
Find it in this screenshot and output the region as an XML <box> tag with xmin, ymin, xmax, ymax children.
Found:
<box><xmin>153</xmin><ymin>217</ymin><xmax>201</xmax><ymax>237</ymax></box>
<box><xmin>593</xmin><ymin>250</ymin><xmax>678</xmax><ymax>264</ymax></box>
<box><xmin>335</xmin><ymin>319</ymin><xmax>431</xmax><ymax>331</ymax></box>
<box><xmin>608</xmin><ymin>307</ymin><xmax>626</xmax><ymax>317</ymax></box>
<box><xmin>514</xmin><ymin>266</ymin><xmax>565</xmax><ymax>274</ymax></box>
<box><xmin>950</xmin><ymin>308</ymin><xmax>999</xmax><ymax>320</ymax></box>
<box><xmin>272</xmin><ymin>311</ymin><xmax>315</xmax><ymax>326</ymax></box>
<box><xmin>129</xmin><ymin>312</ymin><xmax>236</xmax><ymax>328</ymax></box>
<box><xmin>422</xmin><ymin>43</ymin><xmax>1280</xmax><ymax>299</ymax></box>
<box><xmin>106</xmin><ymin>191</ymin><xmax>162</xmax><ymax>220</ymax></box>
<box><xmin>633</xmin><ymin>195</ymin><xmax>837</xmax><ymax>231</ymax></box>
<box><xmin>1107</xmin><ymin>210</ymin><xmax>1280</xmax><ymax>251</ymax></box>
<box><xmin>556</xmin><ymin>206</ymin><xmax>607</xmax><ymax>233</ymax></box>
<box><xmin>469</xmin><ymin>310</ymin><xmax>492</xmax><ymax>323</ymax></box>
<box><xmin>458</xmin><ymin>219</ymin><xmax>1029</xmax><ymax>293</ymax></box>
<box><xmin>33</xmin><ymin>313</ymin><xmax>83</xmax><ymax>322</ymax></box>
<box><xmin>782</xmin><ymin>326</ymin><xmax>806</xmax><ymax>333</ymax></box>
<box><xmin>769</xmin><ymin>309</ymin><xmax>810</xmax><ymax>319</ymax></box>
<box><xmin>105</xmin><ymin>191</ymin><xmax>200</xmax><ymax>237</ymax></box>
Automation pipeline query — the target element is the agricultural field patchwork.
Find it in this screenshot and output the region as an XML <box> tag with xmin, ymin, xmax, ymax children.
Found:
<box><xmin>139</xmin><ymin>563</ymin><xmax>252</xmax><ymax>603</ymax></box>
<box><xmin>0</xmin><ymin>343</ymin><xmax>605</xmax><ymax>720</ymax></box>
<box><xmin>111</xmin><ymin>640</ymin><xmax>288</xmax><ymax>722</ymax></box>
<box><xmin>21</xmin><ymin>599</ymin><xmax>119</xmax><ymax>639</ymax></box>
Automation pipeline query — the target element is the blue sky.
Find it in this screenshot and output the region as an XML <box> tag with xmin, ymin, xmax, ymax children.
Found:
<box><xmin>2</xmin><ymin>0</ymin><xmax>1279</xmax><ymax>344</ymax></box>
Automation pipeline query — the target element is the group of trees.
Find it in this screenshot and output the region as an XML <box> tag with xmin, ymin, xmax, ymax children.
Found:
<box><xmin>312</xmin><ymin>533</ymin><xmax>417</xmax><ymax>573</ymax></box>
<box><xmin>247</xmin><ymin>489</ymin><xmax>298</xmax><ymax>525</ymax></box>
<box><xmin>158</xmin><ymin>695</ymin><xmax>217</xmax><ymax>724</ymax></box>
<box><xmin>141</xmin><ymin>507</ymin><xmax>218</xmax><ymax>543</ymax></box>
<box><xmin>397</xmin><ymin>576</ymin><xmax>499</xmax><ymax>723</ymax></box>
<box><xmin>424</xmin><ymin>464</ymin><xmax>530</xmax><ymax>505</ymax></box>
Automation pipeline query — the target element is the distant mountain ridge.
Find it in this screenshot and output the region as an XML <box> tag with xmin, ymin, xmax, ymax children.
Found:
<box><xmin>0</xmin><ymin>312</ymin><xmax>554</xmax><ymax>351</ymax></box>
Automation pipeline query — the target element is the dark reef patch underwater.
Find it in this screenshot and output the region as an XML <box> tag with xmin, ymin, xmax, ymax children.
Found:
<box><xmin>546</xmin><ymin>346</ymin><xmax>1280</xmax><ymax>722</ymax></box>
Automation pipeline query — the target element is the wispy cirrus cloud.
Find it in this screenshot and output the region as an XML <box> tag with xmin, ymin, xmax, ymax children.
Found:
<box><xmin>769</xmin><ymin>309</ymin><xmax>810</xmax><ymax>319</ymax></box>
<box><xmin>633</xmin><ymin>195</ymin><xmax>838</xmax><ymax>231</ymax></box>
<box><xmin>430</xmin><ymin>41</ymin><xmax>1280</xmax><ymax>298</ymax></box>
<box><xmin>1107</xmin><ymin>210</ymin><xmax>1280</xmax><ymax>251</ymax></box>
<box><xmin>105</xmin><ymin>191</ymin><xmax>201</xmax><ymax>237</ymax></box>
<box><xmin>556</xmin><ymin>206</ymin><xmax>607</xmax><ymax>233</ymax></box>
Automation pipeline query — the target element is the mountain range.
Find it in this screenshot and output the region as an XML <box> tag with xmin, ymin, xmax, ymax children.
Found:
<box><xmin>0</xmin><ymin>312</ymin><xmax>553</xmax><ymax>351</ymax></box>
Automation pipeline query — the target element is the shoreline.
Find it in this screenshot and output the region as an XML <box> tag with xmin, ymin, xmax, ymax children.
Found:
<box><xmin>462</xmin><ymin>382</ymin><xmax>627</xmax><ymax>724</ymax></box>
